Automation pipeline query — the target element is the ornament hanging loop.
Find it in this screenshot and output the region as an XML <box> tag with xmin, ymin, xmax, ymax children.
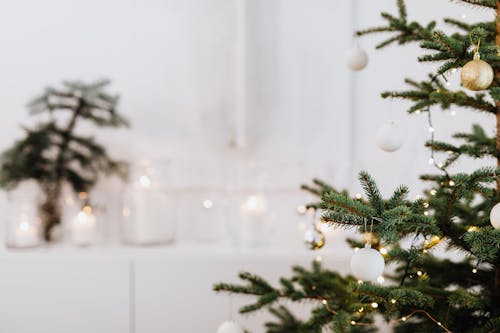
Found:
<box><xmin>473</xmin><ymin>37</ymin><xmax>481</xmax><ymax>60</ymax></box>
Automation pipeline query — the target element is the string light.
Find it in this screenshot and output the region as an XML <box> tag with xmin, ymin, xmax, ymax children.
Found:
<box><xmin>379</xmin><ymin>247</ymin><xmax>388</xmax><ymax>255</ymax></box>
<box><xmin>430</xmin><ymin>189</ymin><xmax>437</xmax><ymax>196</ymax></box>
<box><xmin>322</xmin><ymin>300</ymin><xmax>328</xmax><ymax>305</ymax></box>
<box><xmin>472</xmin><ymin>268</ymin><xmax>478</xmax><ymax>274</ymax></box>
<box><xmin>350</xmin><ymin>320</ymin><xmax>356</xmax><ymax>325</ymax></box>
<box><xmin>355</xmin><ymin>193</ymin><xmax>362</xmax><ymax>199</ymax></box>
<box><xmin>203</xmin><ymin>199</ymin><xmax>213</xmax><ymax>209</ymax></box>
<box><xmin>371</xmin><ymin>302</ymin><xmax>379</xmax><ymax>308</ymax></box>
<box><xmin>391</xmin><ymin>299</ymin><xmax>397</xmax><ymax>304</ymax></box>
<box><xmin>315</xmin><ymin>255</ymin><xmax>323</xmax><ymax>263</ymax></box>
<box><xmin>297</xmin><ymin>205</ymin><xmax>307</xmax><ymax>214</ymax></box>
<box><xmin>448</xmin><ymin>180</ymin><xmax>455</xmax><ymax>186</ymax></box>
<box><xmin>417</xmin><ymin>270</ymin><xmax>423</xmax><ymax>276</ymax></box>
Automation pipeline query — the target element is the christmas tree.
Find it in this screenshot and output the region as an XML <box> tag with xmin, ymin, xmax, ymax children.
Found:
<box><xmin>214</xmin><ymin>1</ymin><xmax>500</xmax><ymax>332</ymax></box>
<box><xmin>0</xmin><ymin>80</ymin><xmax>129</xmax><ymax>241</ymax></box>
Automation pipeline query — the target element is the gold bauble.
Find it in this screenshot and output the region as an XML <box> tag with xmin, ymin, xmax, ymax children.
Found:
<box><xmin>460</xmin><ymin>53</ymin><xmax>494</xmax><ymax>91</ymax></box>
<box><xmin>304</xmin><ymin>226</ymin><xmax>325</xmax><ymax>250</ymax></box>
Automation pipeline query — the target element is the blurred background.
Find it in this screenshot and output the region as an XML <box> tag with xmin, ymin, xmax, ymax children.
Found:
<box><xmin>0</xmin><ymin>0</ymin><xmax>493</xmax><ymax>332</ymax></box>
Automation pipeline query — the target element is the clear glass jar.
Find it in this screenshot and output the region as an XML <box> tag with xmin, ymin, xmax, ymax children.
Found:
<box><xmin>121</xmin><ymin>160</ymin><xmax>175</xmax><ymax>245</ymax></box>
<box><xmin>5</xmin><ymin>181</ymin><xmax>43</xmax><ymax>249</ymax></box>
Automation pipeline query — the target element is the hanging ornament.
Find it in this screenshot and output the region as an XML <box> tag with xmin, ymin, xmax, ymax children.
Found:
<box><xmin>216</xmin><ymin>321</ymin><xmax>244</xmax><ymax>333</ymax></box>
<box><xmin>350</xmin><ymin>243</ymin><xmax>385</xmax><ymax>282</ymax></box>
<box><xmin>346</xmin><ymin>46</ymin><xmax>369</xmax><ymax>71</ymax></box>
<box><xmin>489</xmin><ymin>202</ymin><xmax>500</xmax><ymax>229</ymax></box>
<box><xmin>304</xmin><ymin>225</ymin><xmax>325</xmax><ymax>250</ymax></box>
<box><xmin>460</xmin><ymin>39</ymin><xmax>493</xmax><ymax>91</ymax></box>
<box><xmin>376</xmin><ymin>121</ymin><xmax>403</xmax><ymax>152</ymax></box>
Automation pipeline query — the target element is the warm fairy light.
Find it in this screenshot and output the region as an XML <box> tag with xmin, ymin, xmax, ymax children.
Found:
<box><xmin>448</xmin><ymin>180</ymin><xmax>455</xmax><ymax>186</ymax></box>
<box><xmin>357</xmin><ymin>280</ymin><xmax>363</xmax><ymax>285</ymax></box>
<box><xmin>377</xmin><ymin>276</ymin><xmax>385</xmax><ymax>284</ymax></box>
<box><xmin>371</xmin><ymin>302</ymin><xmax>379</xmax><ymax>309</ymax></box>
<box><xmin>467</xmin><ymin>226</ymin><xmax>479</xmax><ymax>232</ymax></box>
<box><xmin>379</xmin><ymin>247</ymin><xmax>388</xmax><ymax>255</ymax></box>
<box><xmin>322</xmin><ymin>300</ymin><xmax>328</xmax><ymax>305</ymax></box>
<box><xmin>423</xmin><ymin>249</ymin><xmax>428</xmax><ymax>253</ymax></box>
<box><xmin>358</xmin><ymin>307</ymin><xmax>364</xmax><ymax>313</ymax></box>
<box><xmin>423</xmin><ymin>202</ymin><xmax>429</xmax><ymax>208</ymax></box>
<box><xmin>139</xmin><ymin>175</ymin><xmax>152</xmax><ymax>188</ymax></box>
<box><xmin>438</xmin><ymin>322</ymin><xmax>443</xmax><ymax>326</ymax></box>
<box><xmin>415</xmin><ymin>109</ymin><xmax>422</xmax><ymax>114</ymax></box>
<box><xmin>203</xmin><ymin>199</ymin><xmax>213</xmax><ymax>209</ymax></box>
<box><xmin>79</xmin><ymin>192</ymin><xmax>89</xmax><ymax>200</ymax></box>
<box><xmin>437</xmin><ymin>163</ymin><xmax>444</xmax><ymax>168</ymax></box>
<box><xmin>428</xmin><ymin>126</ymin><xmax>435</xmax><ymax>133</ymax></box>
<box><xmin>402</xmin><ymin>316</ymin><xmax>407</xmax><ymax>321</ymax></box>
<box><xmin>391</xmin><ymin>299</ymin><xmax>397</xmax><ymax>304</ymax></box>
<box><xmin>350</xmin><ymin>321</ymin><xmax>356</xmax><ymax>325</ymax></box>
<box><xmin>122</xmin><ymin>207</ymin><xmax>131</xmax><ymax>217</ymax></box>
<box><xmin>472</xmin><ymin>268</ymin><xmax>478</xmax><ymax>274</ymax></box>
<box><xmin>297</xmin><ymin>205</ymin><xmax>307</xmax><ymax>214</ymax></box>
<box><xmin>355</xmin><ymin>193</ymin><xmax>362</xmax><ymax>199</ymax></box>
<box><xmin>315</xmin><ymin>255</ymin><xmax>322</xmax><ymax>263</ymax></box>
<box><xmin>430</xmin><ymin>189</ymin><xmax>437</xmax><ymax>196</ymax></box>
<box><xmin>428</xmin><ymin>157</ymin><xmax>435</xmax><ymax>165</ymax></box>
<box><xmin>431</xmin><ymin>235</ymin><xmax>441</xmax><ymax>242</ymax></box>
<box><xmin>83</xmin><ymin>205</ymin><xmax>92</xmax><ymax>214</ymax></box>
<box><xmin>417</xmin><ymin>270</ymin><xmax>423</xmax><ymax>276</ymax></box>
<box><xmin>424</xmin><ymin>211</ymin><xmax>429</xmax><ymax>216</ymax></box>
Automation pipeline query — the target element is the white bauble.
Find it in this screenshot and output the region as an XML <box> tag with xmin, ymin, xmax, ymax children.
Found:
<box><xmin>489</xmin><ymin>202</ymin><xmax>500</xmax><ymax>229</ymax></box>
<box><xmin>216</xmin><ymin>321</ymin><xmax>244</xmax><ymax>333</ymax></box>
<box><xmin>350</xmin><ymin>244</ymin><xmax>385</xmax><ymax>282</ymax></box>
<box><xmin>346</xmin><ymin>46</ymin><xmax>368</xmax><ymax>71</ymax></box>
<box><xmin>376</xmin><ymin>121</ymin><xmax>403</xmax><ymax>152</ymax></box>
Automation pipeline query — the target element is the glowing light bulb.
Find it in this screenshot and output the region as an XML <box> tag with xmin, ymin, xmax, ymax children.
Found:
<box><xmin>139</xmin><ymin>175</ymin><xmax>152</xmax><ymax>188</ymax></box>
<box><xmin>449</xmin><ymin>180</ymin><xmax>455</xmax><ymax>186</ymax></box>
<box><xmin>371</xmin><ymin>302</ymin><xmax>378</xmax><ymax>308</ymax></box>
<box><xmin>391</xmin><ymin>299</ymin><xmax>397</xmax><ymax>304</ymax></box>
<box><xmin>472</xmin><ymin>268</ymin><xmax>478</xmax><ymax>274</ymax></box>
<box><xmin>203</xmin><ymin>199</ymin><xmax>213</xmax><ymax>209</ymax></box>
<box><xmin>350</xmin><ymin>321</ymin><xmax>356</xmax><ymax>325</ymax></box>
<box><xmin>379</xmin><ymin>247</ymin><xmax>388</xmax><ymax>255</ymax></box>
<box><xmin>428</xmin><ymin>157</ymin><xmax>435</xmax><ymax>165</ymax></box>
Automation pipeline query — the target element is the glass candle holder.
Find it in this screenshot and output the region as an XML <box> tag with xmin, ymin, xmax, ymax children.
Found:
<box><xmin>5</xmin><ymin>181</ymin><xmax>43</xmax><ymax>249</ymax></box>
<box><xmin>121</xmin><ymin>160</ymin><xmax>175</xmax><ymax>246</ymax></box>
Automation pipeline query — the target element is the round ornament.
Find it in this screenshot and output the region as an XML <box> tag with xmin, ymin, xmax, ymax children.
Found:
<box><xmin>304</xmin><ymin>226</ymin><xmax>325</xmax><ymax>250</ymax></box>
<box><xmin>350</xmin><ymin>243</ymin><xmax>385</xmax><ymax>282</ymax></box>
<box><xmin>216</xmin><ymin>321</ymin><xmax>244</xmax><ymax>333</ymax></box>
<box><xmin>489</xmin><ymin>202</ymin><xmax>500</xmax><ymax>229</ymax></box>
<box><xmin>376</xmin><ymin>121</ymin><xmax>403</xmax><ymax>152</ymax></box>
<box><xmin>346</xmin><ymin>46</ymin><xmax>369</xmax><ymax>71</ymax></box>
<box><xmin>460</xmin><ymin>53</ymin><xmax>493</xmax><ymax>91</ymax></box>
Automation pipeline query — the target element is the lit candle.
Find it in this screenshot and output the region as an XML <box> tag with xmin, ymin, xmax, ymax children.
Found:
<box><xmin>14</xmin><ymin>216</ymin><xmax>39</xmax><ymax>247</ymax></box>
<box><xmin>72</xmin><ymin>206</ymin><xmax>96</xmax><ymax>246</ymax></box>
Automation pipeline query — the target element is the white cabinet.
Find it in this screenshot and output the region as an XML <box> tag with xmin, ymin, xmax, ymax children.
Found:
<box><xmin>0</xmin><ymin>254</ymin><xmax>130</xmax><ymax>333</ymax></box>
<box><xmin>0</xmin><ymin>248</ymin><xmax>351</xmax><ymax>333</ymax></box>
